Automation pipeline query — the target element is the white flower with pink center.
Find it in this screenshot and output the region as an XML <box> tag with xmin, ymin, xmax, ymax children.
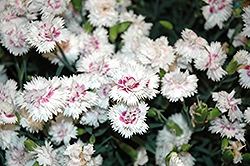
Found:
<box><xmin>77</xmin><ymin>51</ymin><xmax>119</xmax><ymax>89</ymax></box>
<box><xmin>212</xmin><ymin>90</ymin><xmax>243</xmax><ymax>121</ymax></box>
<box><xmin>136</xmin><ymin>36</ymin><xmax>175</xmax><ymax>72</ymax></box>
<box><xmin>0</xmin><ymin>79</ymin><xmax>18</xmax><ymax>125</ymax></box>
<box><xmin>49</xmin><ymin>115</ymin><xmax>77</xmax><ymax>145</ymax></box>
<box><xmin>79</xmin><ymin>27</ymin><xmax>115</xmax><ymax>57</ymax></box>
<box><xmin>242</xmin><ymin>6</ymin><xmax>250</xmax><ymax>38</ymax></box>
<box><xmin>238</xmin><ymin>65</ymin><xmax>250</xmax><ymax>89</ymax></box>
<box><xmin>108</xmin><ymin>102</ymin><xmax>149</xmax><ymax>138</ymax></box>
<box><xmin>201</xmin><ymin>0</ymin><xmax>233</xmax><ymax>30</ymax></box>
<box><xmin>40</xmin><ymin>0</ymin><xmax>70</xmax><ymax>17</ymax></box>
<box><xmin>26</xmin><ymin>16</ymin><xmax>70</xmax><ymax>53</ymax></box>
<box><xmin>1</xmin><ymin>22</ymin><xmax>31</xmax><ymax>56</ymax></box>
<box><xmin>161</xmin><ymin>68</ymin><xmax>198</xmax><ymax>102</ymax></box>
<box><xmin>209</xmin><ymin>115</ymin><xmax>246</xmax><ymax>142</ymax></box>
<box><xmin>194</xmin><ymin>41</ymin><xmax>227</xmax><ymax>81</ymax></box>
<box><xmin>109</xmin><ymin>61</ymin><xmax>159</xmax><ymax>106</ymax></box>
<box><xmin>0</xmin><ymin>125</ymin><xmax>20</xmax><ymax>150</ymax></box>
<box><xmin>85</xmin><ymin>0</ymin><xmax>118</xmax><ymax>27</ymax></box>
<box><xmin>61</xmin><ymin>74</ymin><xmax>98</xmax><ymax>120</ymax></box>
<box><xmin>16</xmin><ymin>76</ymin><xmax>68</xmax><ymax>122</ymax></box>
<box><xmin>233</xmin><ymin>50</ymin><xmax>250</xmax><ymax>65</ymax></box>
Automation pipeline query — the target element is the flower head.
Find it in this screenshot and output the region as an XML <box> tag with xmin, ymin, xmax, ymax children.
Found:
<box><xmin>212</xmin><ymin>90</ymin><xmax>243</xmax><ymax>121</ymax></box>
<box><xmin>194</xmin><ymin>41</ymin><xmax>227</xmax><ymax>81</ymax></box>
<box><xmin>16</xmin><ymin>76</ymin><xmax>68</xmax><ymax>122</ymax></box>
<box><xmin>109</xmin><ymin>61</ymin><xmax>159</xmax><ymax>106</ymax></box>
<box><xmin>242</xmin><ymin>6</ymin><xmax>250</xmax><ymax>38</ymax></box>
<box><xmin>201</xmin><ymin>0</ymin><xmax>233</xmax><ymax>30</ymax></box>
<box><xmin>40</xmin><ymin>0</ymin><xmax>70</xmax><ymax>17</ymax></box>
<box><xmin>209</xmin><ymin>115</ymin><xmax>246</xmax><ymax>142</ymax></box>
<box><xmin>244</xmin><ymin>107</ymin><xmax>250</xmax><ymax>124</ymax></box>
<box><xmin>238</xmin><ymin>65</ymin><xmax>250</xmax><ymax>89</ymax></box>
<box><xmin>108</xmin><ymin>102</ymin><xmax>149</xmax><ymax>138</ymax></box>
<box><xmin>49</xmin><ymin>114</ymin><xmax>78</xmax><ymax>145</ymax></box>
<box><xmin>161</xmin><ymin>68</ymin><xmax>198</xmax><ymax>102</ymax></box>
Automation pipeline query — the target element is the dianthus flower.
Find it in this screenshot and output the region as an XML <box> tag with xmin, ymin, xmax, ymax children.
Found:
<box><xmin>209</xmin><ymin>115</ymin><xmax>246</xmax><ymax>142</ymax></box>
<box><xmin>194</xmin><ymin>41</ymin><xmax>227</xmax><ymax>81</ymax></box>
<box><xmin>85</xmin><ymin>0</ymin><xmax>118</xmax><ymax>27</ymax></box>
<box><xmin>61</xmin><ymin>74</ymin><xmax>98</xmax><ymax>120</ymax></box>
<box><xmin>201</xmin><ymin>0</ymin><xmax>233</xmax><ymax>30</ymax></box>
<box><xmin>244</xmin><ymin>107</ymin><xmax>250</xmax><ymax>124</ymax></box>
<box><xmin>49</xmin><ymin>114</ymin><xmax>77</xmax><ymax>145</ymax></box>
<box><xmin>26</xmin><ymin>16</ymin><xmax>70</xmax><ymax>53</ymax></box>
<box><xmin>109</xmin><ymin>61</ymin><xmax>159</xmax><ymax>105</ymax></box>
<box><xmin>242</xmin><ymin>6</ymin><xmax>250</xmax><ymax>38</ymax></box>
<box><xmin>0</xmin><ymin>124</ymin><xmax>20</xmax><ymax>150</ymax></box>
<box><xmin>238</xmin><ymin>65</ymin><xmax>250</xmax><ymax>89</ymax></box>
<box><xmin>108</xmin><ymin>102</ymin><xmax>149</xmax><ymax>138</ymax></box>
<box><xmin>16</xmin><ymin>76</ymin><xmax>68</xmax><ymax>122</ymax></box>
<box><xmin>212</xmin><ymin>90</ymin><xmax>243</xmax><ymax>121</ymax></box>
<box><xmin>161</xmin><ymin>68</ymin><xmax>198</xmax><ymax>102</ymax></box>
<box><xmin>136</xmin><ymin>36</ymin><xmax>175</xmax><ymax>72</ymax></box>
<box><xmin>39</xmin><ymin>0</ymin><xmax>70</xmax><ymax>17</ymax></box>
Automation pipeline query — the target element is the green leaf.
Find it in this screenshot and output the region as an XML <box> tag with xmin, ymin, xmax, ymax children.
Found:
<box><xmin>221</xmin><ymin>138</ymin><xmax>229</xmax><ymax>150</ymax></box>
<box><xmin>242</xmin><ymin>153</ymin><xmax>250</xmax><ymax>163</ymax></box>
<box><xmin>94</xmin><ymin>126</ymin><xmax>109</xmax><ymax>137</ymax></box>
<box><xmin>166</xmin><ymin>120</ymin><xmax>183</xmax><ymax>136</ymax></box>
<box><xmin>71</xmin><ymin>0</ymin><xmax>82</xmax><ymax>13</ymax></box>
<box><xmin>109</xmin><ymin>23</ymin><xmax>119</xmax><ymax>43</ymax></box>
<box><xmin>84</xmin><ymin>21</ymin><xmax>93</xmax><ymax>33</ymax></box>
<box><xmin>85</xmin><ymin>126</ymin><xmax>93</xmax><ymax>134</ymax></box>
<box><xmin>148</xmin><ymin>108</ymin><xmax>156</xmax><ymax>117</ymax></box>
<box><xmin>181</xmin><ymin>144</ymin><xmax>191</xmax><ymax>152</ymax></box>
<box><xmin>221</xmin><ymin>149</ymin><xmax>234</xmax><ymax>164</ymax></box>
<box><xmin>206</xmin><ymin>108</ymin><xmax>221</xmax><ymax>120</ymax></box>
<box><xmin>32</xmin><ymin>162</ymin><xmax>40</xmax><ymax>166</ymax></box>
<box><xmin>118</xmin><ymin>22</ymin><xmax>132</xmax><ymax>33</ymax></box>
<box><xmin>159</xmin><ymin>20</ymin><xmax>173</xmax><ymax>30</ymax></box>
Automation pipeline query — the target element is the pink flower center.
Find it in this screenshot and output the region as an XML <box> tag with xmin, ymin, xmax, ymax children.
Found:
<box><xmin>48</xmin><ymin>0</ymin><xmax>61</xmax><ymax>9</ymax></box>
<box><xmin>119</xmin><ymin>108</ymin><xmax>141</xmax><ymax>124</ymax></box>
<box><xmin>87</xmin><ymin>61</ymin><xmax>109</xmax><ymax>75</ymax></box>
<box><xmin>38</xmin><ymin>24</ymin><xmax>61</xmax><ymax>42</ymax></box>
<box><xmin>117</xmin><ymin>77</ymin><xmax>140</xmax><ymax>92</ymax></box>
<box><xmin>244</xmin><ymin>65</ymin><xmax>250</xmax><ymax>77</ymax></box>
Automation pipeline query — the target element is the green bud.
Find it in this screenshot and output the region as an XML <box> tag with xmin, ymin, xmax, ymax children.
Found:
<box><xmin>89</xmin><ymin>134</ymin><xmax>96</xmax><ymax>144</ymax></box>
<box><xmin>194</xmin><ymin>102</ymin><xmax>208</xmax><ymax>124</ymax></box>
<box><xmin>24</xmin><ymin>140</ymin><xmax>37</xmax><ymax>151</ymax></box>
<box><xmin>206</xmin><ymin>108</ymin><xmax>221</xmax><ymax>120</ymax></box>
<box><xmin>84</xmin><ymin>21</ymin><xmax>93</xmax><ymax>33</ymax></box>
<box><xmin>221</xmin><ymin>138</ymin><xmax>229</xmax><ymax>150</ymax></box>
<box><xmin>226</xmin><ymin>59</ymin><xmax>239</xmax><ymax>75</ymax></box>
<box><xmin>77</xmin><ymin>128</ymin><xmax>87</xmax><ymax>136</ymax></box>
<box><xmin>181</xmin><ymin>144</ymin><xmax>191</xmax><ymax>152</ymax></box>
<box><xmin>148</xmin><ymin>108</ymin><xmax>156</xmax><ymax>117</ymax></box>
<box><xmin>71</xmin><ymin>0</ymin><xmax>82</xmax><ymax>13</ymax></box>
<box><xmin>165</xmin><ymin>151</ymin><xmax>178</xmax><ymax>165</ymax></box>
<box><xmin>159</xmin><ymin>20</ymin><xmax>173</xmax><ymax>30</ymax></box>
<box><xmin>166</xmin><ymin>120</ymin><xmax>183</xmax><ymax>136</ymax></box>
<box><xmin>242</xmin><ymin>153</ymin><xmax>250</xmax><ymax>163</ymax></box>
<box><xmin>233</xmin><ymin>8</ymin><xmax>242</xmax><ymax>18</ymax></box>
<box><xmin>33</xmin><ymin>162</ymin><xmax>40</xmax><ymax>166</ymax></box>
<box><xmin>221</xmin><ymin>149</ymin><xmax>234</xmax><ymax>164</ymax></box>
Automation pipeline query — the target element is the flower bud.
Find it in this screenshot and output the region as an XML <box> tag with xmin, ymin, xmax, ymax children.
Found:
<box><xmin>24</xmin><ymin>140</ymin><xmax>37</xmax><ymax>151</ymax></box>
<box><xmin>166</xmin><ymin>120</ymin><xmax>183</xmax><ymax>136</ymax></box>
<box><xmin>222</xmin><ymin>149</ymin><xmax>234</xmax><ymax>164</ymax></box>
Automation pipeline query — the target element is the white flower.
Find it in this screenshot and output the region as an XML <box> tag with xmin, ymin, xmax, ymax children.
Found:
<box><xmin>49</xmin><ymin>115</ymin><xmax>77</xmax><ymax>145</ymax></box>
<box><xmin>0</xmin><ymin>79</ymin><xmax>18</xmax><ymax>125</ymax></box>
<box><xmin>0</xmin><ymin>124</ymin><xmax>20</xmax><ymax>150</ymax></box>
<box><xmin>96</xmin><ymin>84</ymin><xmax>112</xmax><ymax>109</ymax></box>
<box><xmin>244</xmin><ymin>107</ymin><xmax>250</xmax><ymax>124</ymax></box>
<box><xmin>0</xmin><ymin>65</ymin><xmax>8</xmax><ymax>83</ymax></box>
<box><xmin>233</xmin><ymin>50</ymin><xmax>250</xmax><ymax>65</ymax></box>
<box><xmin>161</xmin><ymin>68</ymin><xmax>198</xmax><ymax>102</ymax></box>
<box><xmin>155</xmin><ymin>113</ymin><xmax>192</xmax><ymax>166</ymax></box>
<box><xmin>0</xmin><ymin>22</ymin><xmax>31</xmax><ymax>56</ymax></box>
<box><xmin>242</xmin><ymin>6</ymin><xmax>250</xmax><ymax>38</ymax></box>
<box><xmin>134</xmin><ymin>147</ymin><xmax>148</xmax><ymax>166</ymax></box>
<box><xmin>212</xmin><ymin>90</ymin><xmax>243</xmax><ymax>121</ymax></box>
<box><xmin>26</xmin><ymin>16</ymin><xmax>70</xmax><ymax>53</ymax></box>
<box><xmin>80</xmin><ymin>106</ymin><xmax>107</xmax><ymax>128</ymax></box>
<box><xmin>61</xmin><ymin>74</ymin><xmax>98</xmax><ymax>120</ymax></box>
<box><xmin>85</xmin><ymin>0</ymin><xmax>118</xmax><ymax>27</ymax></box>
<box><xmin>78</xmin><ymin>27</ymin><xmax>115</xmax><ymax>57</ymax></box>
<box><xmin>76</xmin><ymin>51</ymin><xmax>119</xmax><ymax>89</ymax></box>
<box><xmin>5</xmin><ymin>136</ymin><xmax>35</xmax><ymax>166</ymax></box>
<box><xmin>201</xmin><ymin>0</ymin><xmax>233</xmax><ymax>30</ymax></box>
<box><xmin>238</xmin><ymin>65</ymin><xmax>250</xmax><ymax>89</ymax></box>
<box><xmin>32</xmin><ymin>141</ymin><xmax>59</xmax><ymax>166</ymax></box>
<box><xmin>40</xmin><ymin>0</ymin><xmax>70</xmax><ymax>17</ymax></box>
<box><xmin>108</xmin><ymin>102</ymin><xmax>149</xmax><ymax>138</ymax></box>
<box><xmin>16</xmin><ymin>76</ymin><xmax>69</xmax><ymax>122</ymax></box>
<box><xmin>109</xmin><ymin>61</ymin><xmax>159</xmax><ymax>106</ymax></box>
<box><xmin>209</xmin><ymin>115</ymin><xmax>246</xmax><ymax>142</ymax></box>
<box><xmin>136</xmin><ymin>36</ymin><xmax>175</xmax><ymax>72</ymax></box>
<box><xmin>194</xmin><ymin>41</ymin><xmax>227</xmax><ymax>81</ymax></box>
<box><xmin>168</xmin><ymin>152</ymin><xmax>186</xmax><ymax>166</ymax></box>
